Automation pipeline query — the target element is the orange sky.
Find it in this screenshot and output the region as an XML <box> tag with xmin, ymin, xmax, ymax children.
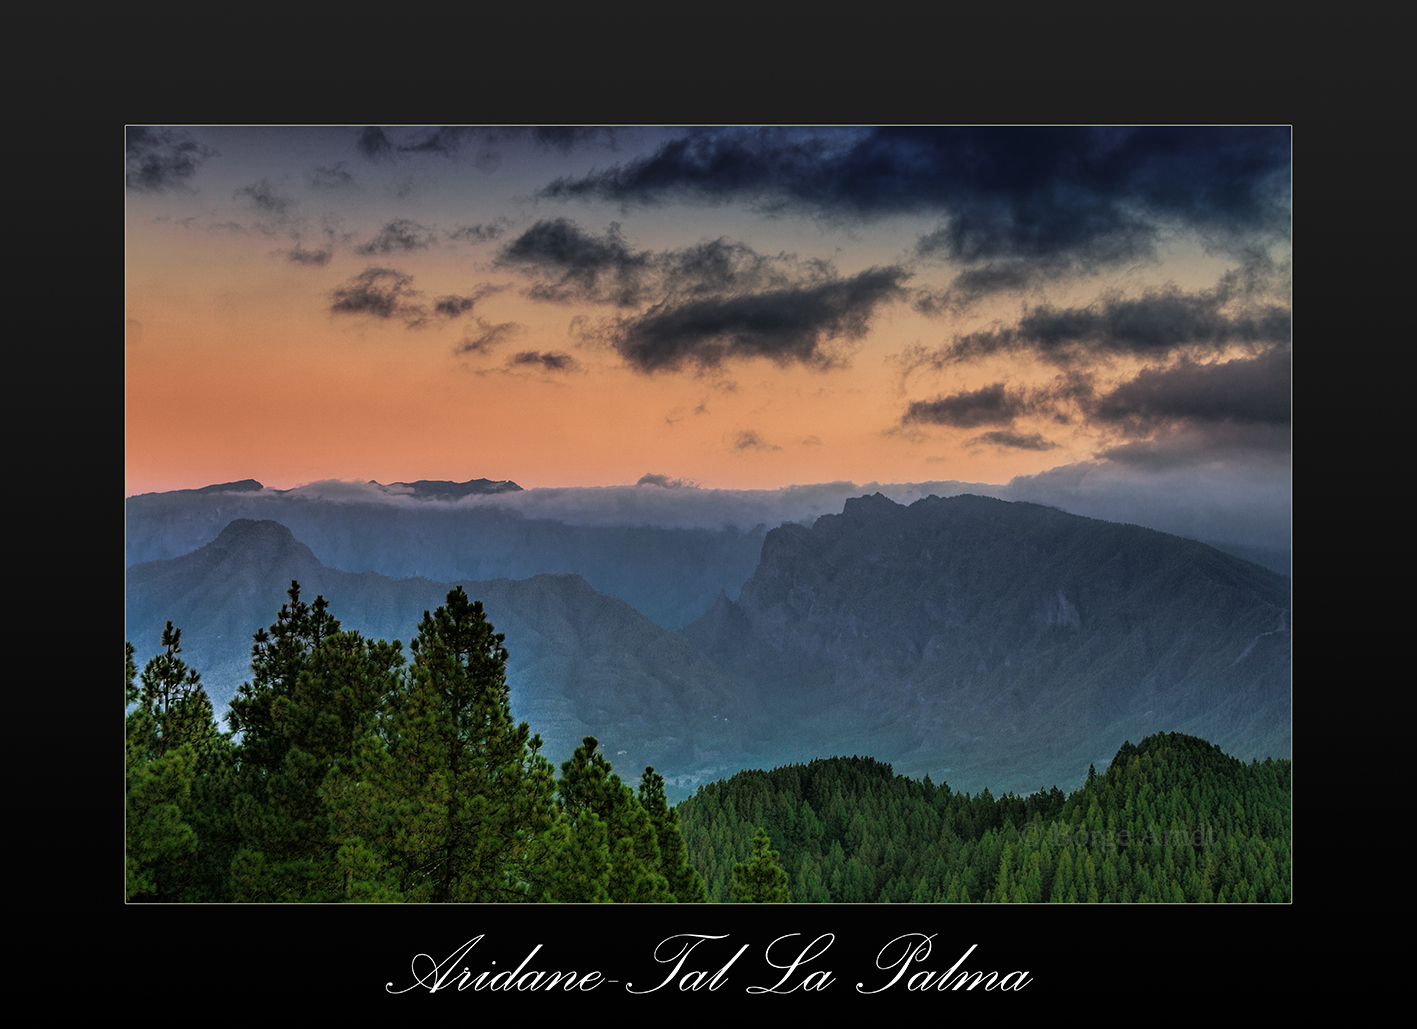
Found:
<box><xmin>127</xmin><ymin>127</ymin><xmax>1290</xmax><ymax>509</ymax></box>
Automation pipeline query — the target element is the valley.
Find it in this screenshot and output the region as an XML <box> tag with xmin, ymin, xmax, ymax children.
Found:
<box><xmin>126</xmin><ymin>486</ymin><xmax>1290</xmax><ymax>801</ymax></box>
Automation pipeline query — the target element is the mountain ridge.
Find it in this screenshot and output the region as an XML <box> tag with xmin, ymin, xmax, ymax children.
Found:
<box><xmin>680</xmin><ymin>492</ymin><xmax>1289</xmax><ymax>790</ymax></box>
<box><xmin>127</xmin><ymin>495</ymin><xmax>1290</xmax><ymax>799</ymax></box>
<box><xmin>125</xmin><ymin>518</ymin><xmax>768</xmax><ymax>793</ymax></box>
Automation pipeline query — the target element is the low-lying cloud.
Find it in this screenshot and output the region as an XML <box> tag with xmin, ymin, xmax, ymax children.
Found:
<box><xmin>215</xmin><ymin>470</ymin><xmax>1289</xmax><ymax>552</ymax></box>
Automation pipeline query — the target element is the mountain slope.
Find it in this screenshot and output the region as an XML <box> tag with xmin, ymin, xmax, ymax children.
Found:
<box><xmin>125</xmin><ymin>519</ymin><xmax>768</xmax><ymax>792</ymax></box>
<box><xmin>680</xmin><ymin>493</ymin><xmax>1289</xmax><ymax>793</ymax></box>
<box><xmin>125</xmin><ymin>484</ymin><xmax>766</xmax><ymax>630</ymax></box>
<box><xmin>127</xmin><ymin>493</ymin><xmax>1290</xmax><ymax>800</ymax></box>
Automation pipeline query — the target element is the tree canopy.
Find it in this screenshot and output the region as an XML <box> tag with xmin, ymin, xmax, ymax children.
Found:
<box><xmin>127</xmin><ymin>585</ymin><xmax>1289</xmax><ymax>904</ymax></box>
<box><xmin>126</xmin><ymin>581</ymin><xmax>694</xmax><ymax>903</ymax></box>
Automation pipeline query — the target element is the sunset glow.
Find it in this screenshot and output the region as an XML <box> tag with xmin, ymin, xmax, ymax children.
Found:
<box><xmin>127</xmin><ymin>126</ymin><xmax>1290</xmax><ymax>547</ymax></box>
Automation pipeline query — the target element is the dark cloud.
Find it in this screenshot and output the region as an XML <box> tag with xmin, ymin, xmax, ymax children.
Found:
<box><xmin>499</xmin><ymin>219</ymin><xmax>794</xmax><ymax>309</ymax></box>
<box><xmin>902</xmin><ymin>382</ymin><xmax>1029</xmax><ymax>428</ymax></box>
<box><xmin>968</xmin><ymin>429</ymin><xmax>1060</xmax><ymax>451</ymax></box>
<box><xmin>1092</xmin><ymin>423</ymin><xmax>1291</xmax><ymax>474</ymax></box>
<box><xmin>509</xmin><ymin>350</ymin><xmax>577</xmax><ymax>372</ymax></box>
<box><xmin>310</xmin><ymin>163</ymin><xmax>354</xmax><ymax>188</ymax></box>
<box><xmin>932</xmin><ymin>279</ymin><xmax>1291</xmax><ymax>367</ymax></box>
<box><xmin>498</xmin><ymin>218</ymin><xmax>906</xmax><ymax>373</ymax></box>
<box><xmin>540</xmin><ymin>126</ymin><xmax>1289</xmax><ymax>267</ymax></box>
<box><xmin>913</xmin><ymin>257</ymin><xmax>1081</xmax><ymax>311</ymax></box>
<box><xmin>540</xmin><ymin>128</ymin><xmax>836</xmax><ymax>208</ymax></box>
<box><xmin>357</xmin><ymin>219</ymin><xmax>436</xmax><ymax>255</ymax></box>
<box><xmin>660</xmin><ymin>237</ymin><xmax>791</xmax><ymax>297</ymax></box>
<box><xmin>329</xmin><ymin>268</ymin><xmax>423</xmax><ymax>323</ymax></box>
<box><xmin>1021</xmin><ymin>289</ymin><xmax>1289</xmax><ymax>357</ymax></box>
<box><xmin>434</xmin><ymin>295</ymin><xmax>476</xmax><ymax>318</ymax></box>
<box><xmin>615</xmin><ymin>266</ymin><xmax>908</xmax><ymax>373</ymax></box>
<box><xmin>498</xmin><ymin>219</ymin><xmax>654</xmax><ymax>306</ymax></box>
<box><xmin>287</xmin><ymin>245</ymin><xmax>332</xmax><ymax>266</ymax></box>
<box><xmin>531</xmin><ymin>127</ymin><xmax>619</xmax><ymax>152</ymax></box>
<box><xmin>900</xmin><ymin>341</ymin><xmax>1286</xmax><ymax>455</ymax></box>
<box><xmin>1091</xmin><ymin>348</ymin><xmax>1291</xmax><ymax>430</ymax></box>
<box><xmin>398</xmin><ymin>128</ymin><xmax>468</xmax><ymax>155</ymax></box>
<box><xmin>732</xmin><ymin>429</ymin><xmax>779</xmax><ymax>451</ymax></box>
<box><xmin>357</xmin><ymin>126</ymin><xmax>477</xmax><ymax>161</ymax></box>
<box><xmin>449</xmin><ymin>221</ymin><xmax>509</xmax><ymax>243</ymax></box>
<box><xmin>357</xmin><ymin>127</ymin><xmax>395</xmax><ymax>160</ymax></box>
<box><xmin>235</xmin><ymin>179</ymin><xmax>295</xmax><ymax>223</ymax></box>
<box><xmin>455</xmin><ymin>319</ymin><xmax>521</xmax><ymax>354</ymax></box>
<box><xmin>126</xmin><ymin>128</ymin><xmax>217</xmax><ymax>193</ymax></box>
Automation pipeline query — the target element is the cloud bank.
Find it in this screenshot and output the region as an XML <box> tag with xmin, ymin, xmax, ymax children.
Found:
<box><xmin>260</xmin><ymin>468</ymin><xmax>1288</xmax><ymax>553</ymax></box>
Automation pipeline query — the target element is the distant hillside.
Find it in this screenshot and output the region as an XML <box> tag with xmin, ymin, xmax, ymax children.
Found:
<box><xmin>126</xmin><ymin>481</ymin><xmax>765</xmax><ymax>630</ymax></box>
<box><xmin>128</xmin><ymin>493</ymin><xmax>1289</xmax><ymax>799</ymax></box>
<box><xmin>677</xmin><ymin>732</ymin><xmax>1291</xmax><ymax>902</ymax></box>
<box><xmin>125</xmin><ymin>519</ymin><xmax>769</xmax><ymax>790</ymax></box>
<box><xmin>681</xmin><ymin>493</ymin><xmax>1289</xmax><ymax>793</ymax></box>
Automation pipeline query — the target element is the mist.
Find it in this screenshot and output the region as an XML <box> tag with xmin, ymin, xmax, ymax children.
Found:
<box><xmin>267</xmin><ymin>462</ymin><xmax>1289</xmax><ymax>555</ymax></box>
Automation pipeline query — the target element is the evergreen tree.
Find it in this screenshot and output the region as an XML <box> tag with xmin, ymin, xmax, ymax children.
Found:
<box><xmin>226</xmin><ymin>582</ymin><xmax>403</xmax><ymax>901</ymax></box>
<box><xmin>556</xmin><ymin>737</ymin><xmax>673</xmax><ymax>902</ymax></box>
<box><xmin>732</xmin><ymin>826</ymin><xmax>791</xmax><ymax>902</ymax></box>
<box><xmin>132</xmin><ymin>622</ymin><xmax>220</xmax><ymax>759</ymax></box>
<box><xmin>126</xmin><ymin>627</ymin><xmax>229</xmax><ymax>901</ymax></box>
<box><xmin>368</xmin><ymin>587</ymin><xmax>560</xmax><ymax>902</ymax></box>
<box><xmin>638</xmin><ymin>767</ymin><xmax>708</xmax><ymax>903</ymax></box>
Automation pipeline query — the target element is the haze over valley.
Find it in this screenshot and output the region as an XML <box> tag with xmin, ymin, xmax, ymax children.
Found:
<box><xmin>126</xmin><ymin>480</ymin><xmax>1290</xmax><ymax>801</ymax></box>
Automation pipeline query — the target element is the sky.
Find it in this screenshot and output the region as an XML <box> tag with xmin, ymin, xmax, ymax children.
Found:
<box><xmin>126</xmin><ymin>126</ymin><xmax>1291</xmax><ymax>548</ymax></box>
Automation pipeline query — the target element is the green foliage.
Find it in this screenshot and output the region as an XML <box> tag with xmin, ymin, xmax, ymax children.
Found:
<box><xmin>225</xmin><ymin>582</ymin><xmax>404</xmax><ymax>901</ymax></box>
<box><xmin>639</xmin><ymin>767</ymin><xmax>708</xmax><ymax>903</ymax></box>
<box><xmin>678</xmin><ymin>736</ymin><xmax>1290</xmax><ymax>903</ymax></box>
<box><xmin>125</xmin><ymin>627</ymin><xmax>231</xmax><ymax>901</ymax></box>
<box><xmin>129</xmin><ymin>583</ymin><xmax>1283</xmax><ymax>905</ymax></box>
<box><xmin>732</xmin><ymin>827</ymin><xmax>791</xmax><ymax>902</ymax></box>
<box><xmin>556</xmin><ymin>737</ymin><xmax>673</xmax><ymax>902</ymax></box>
<box><xmin>127</xmin><ymin>582</ymin><xmax>701</xmax><ymax>903</ymax></box>
<box><xmin>362</xmin><ymin>586</ymin><xmax>559</xmax><ymax>902</ymax></box>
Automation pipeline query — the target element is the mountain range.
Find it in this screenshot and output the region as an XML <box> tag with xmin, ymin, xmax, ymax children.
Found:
<box><xmin>125</xmin><ymin>478</ymin><xmax>767</xmax><ymax>630</ymax></box>
<box><xmin>125</xmin><ymin>488</ymin><xmax>1290</xmax><ymax>801</ymax></box>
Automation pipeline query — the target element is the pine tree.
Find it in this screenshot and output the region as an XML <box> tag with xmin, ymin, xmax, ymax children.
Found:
<box><xmin>638</xmin><ymin>767</ymin><xmax>708</xmax><ymax>903</ymax></box>
<box><xmin>132</xmin><ymin>622</ymin><xmax>219</xmax><ymax>759</ymax></box>
<box><xmin>126</xmin><ymin>636</ymin><xmax>195</xmax><ymax>901</ymax></box>
<box><xmin>226</xmin><ymin>582</ymin><xmax>403</xmax><ymax>901</ymax></box>
<box><xmin>369</xmin><ymin>587</ymin><xmax>560</xmax><ymax>902</ymax></box>
<box><xmin>555</xmin><ymin>737</ymin><xmax>673</xmax><ymax>902</ymax></box>
<box><xmin>126</xmin><ymin>627</ymin><xmax>229</xmax><ymax>901</ymax></box>
<box><xmin>732</xmin><ymin>826</ymin><xmax>791</xmax><ymax>902</ymax></box>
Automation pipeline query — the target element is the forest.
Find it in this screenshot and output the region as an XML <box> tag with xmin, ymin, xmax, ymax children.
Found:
<box><xmin>126</xmin><ymin>581</ymin><xmax>707</xmax><ymax>903</ymax></box>
<box><xmin>127</xmin><ymin>582</ymin><xmax>1290</xmax><ymax>903</ymax></box>
<box><xmin>676</xmin><ymin>738</ymin><xmax>1290</xmax><ymax>903</ymax></box>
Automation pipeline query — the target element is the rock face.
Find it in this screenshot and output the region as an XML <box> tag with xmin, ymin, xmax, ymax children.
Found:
<box><xmin>682</xmin><ymin>494</ymin><xmax>1290</xmax><ymax>792</ymax></box>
